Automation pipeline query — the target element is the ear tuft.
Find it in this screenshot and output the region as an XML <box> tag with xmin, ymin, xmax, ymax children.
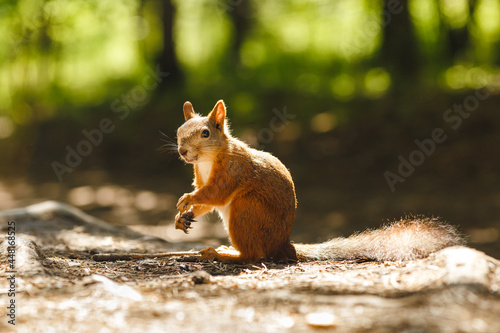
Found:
<box><xmin>209</xmin><ymin>100</ymin><xmax>226</xmax><ymax>130</ymax></box>
<box><xmin>183</xmin><ymin>101</ymin><xmax>196</xmax><ymax>121</ymax></box>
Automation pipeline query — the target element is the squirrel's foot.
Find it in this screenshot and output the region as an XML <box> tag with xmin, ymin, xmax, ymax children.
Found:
<box><xmin>215</xmin><ymin>245</ymin><xmax>239</xmax><ymax>255</ymax></box>
<box><xmin>199</xmin><ymin>246</ymin><xmax>219</xmax><ymax>261</ymax></box>
<box><xmin>175</xmin><ymin>211</ymin><xmax>196</xmax><ymax>233</ymax></box>
<box><xmin>176</xmin><ymin>193</ymin><xmax>194</xmax><ymax>212</ymax></box>
<box><xmin>216</xmin><ymin>245</ymin><xmax>234</xmax><ymax>252</ymax></box>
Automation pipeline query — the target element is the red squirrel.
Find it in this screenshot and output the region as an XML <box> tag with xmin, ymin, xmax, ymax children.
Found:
<box><xmin>175</xmin><ymin>100</ymin><xmax>464</xmax><ymax>263</ymax></box>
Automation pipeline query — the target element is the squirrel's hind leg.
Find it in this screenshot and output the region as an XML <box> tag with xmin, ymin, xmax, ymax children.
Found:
<box><xmin>199</xmin><ymin>246</ymin><xmax>252</xmax><ymax>263</ymax></box>
<box><xmin>200</xmin><ymin>246</ymin><xmax>258</xmax><ymax>263</ymax></box>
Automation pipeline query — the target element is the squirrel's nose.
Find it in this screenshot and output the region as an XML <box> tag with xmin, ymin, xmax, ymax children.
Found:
<box><xmin>179</xmin><ymin>148</ymin><xmax>188</xmax><ymax>157</ymax></box>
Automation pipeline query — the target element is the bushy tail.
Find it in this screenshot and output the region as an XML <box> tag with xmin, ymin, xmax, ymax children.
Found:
<box><xmin>294</xmin><ymin>217</ymin><xmax>465</xmax><ymax>261</ymax></box>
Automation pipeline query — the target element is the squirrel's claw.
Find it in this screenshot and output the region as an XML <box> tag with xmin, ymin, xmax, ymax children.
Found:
<box><xmin>183</xmin><ymin>216</ymin><xmax>196</xmax><ymax>223</ymax></box>
<box><xmin>175</xmin><ymin>211</ymin><xmax>196</xmax><ymax>234</ymax></box>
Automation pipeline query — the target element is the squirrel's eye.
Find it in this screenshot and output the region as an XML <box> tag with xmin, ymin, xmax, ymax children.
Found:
<box><xmin>201</xmin><ymin>129</ymin><xmax>210</xmax><ymax>138</ymax></box>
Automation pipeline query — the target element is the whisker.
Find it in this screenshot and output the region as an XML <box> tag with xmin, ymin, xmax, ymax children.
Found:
<box><xmin>159</xmin><ymin>131</ymin><xmax>176</xmax><ymax>143</ymax></box>
<box><xmin>157</xmin><ymin>144</ymin><xmax>178</xmax><ymax>153</ymax></box>
<box><xmin>157</xmin><ymin>131</ymin><xmax>178</xmax><ymax>154</ymax></box>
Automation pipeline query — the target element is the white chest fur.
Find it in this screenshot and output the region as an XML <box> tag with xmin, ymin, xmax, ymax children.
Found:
<box><xmin>216</xmin><ymin>204</ymin><xmax>231</xmax><ymax>231</ymax></box>
<box><xmin>196</xmin><ymin>161</ymin><xmax>213</xmax><ymax>184</ymax></box>
<box><xmin>196</xmin><ymin>161</ymin><xmax>231</xmax><ymax>230</ymax></box>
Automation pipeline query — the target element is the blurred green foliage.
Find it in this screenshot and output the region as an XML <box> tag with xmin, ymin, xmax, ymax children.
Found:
<box><xmin>1</xmin><ymin>1</ymin><xmax>499</xmax><ymax>254</ymax></box>
<box><xmin>0</xmin><ymin>0</ymin><xmax>500</xmax><ymax>175</ymax></box>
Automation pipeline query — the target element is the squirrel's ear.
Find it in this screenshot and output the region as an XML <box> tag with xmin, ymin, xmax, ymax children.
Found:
<box><xmin>208</xmin><ymin>100</ymin><xmax>226</xmax><ymax>130</ymax></box>
<box><xmin>183</xmin><ymin>101</ymin><xmax>196</xmax><ymax>121</ymax></box>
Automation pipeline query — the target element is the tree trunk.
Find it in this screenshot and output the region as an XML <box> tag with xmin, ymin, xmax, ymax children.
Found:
<box><xmin>380</xmin><ymin>0</ymin><xmax>420</xmax><ymax>91</ymax></box>
<box><xmin>228</xmin><ymin>0</ymin><xmax>253</xmax><ymax>65</ymax></box>
<box><xmin>157</xmin><ymin>0</ymin><xmax>182</xmax><ymax>88</ymax></box>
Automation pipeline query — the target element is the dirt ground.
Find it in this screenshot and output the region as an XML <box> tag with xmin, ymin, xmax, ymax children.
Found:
<box><xmin>1</xmin><ymin>201</ymin><xmax>500</xmax><ymax>333</ymax></box>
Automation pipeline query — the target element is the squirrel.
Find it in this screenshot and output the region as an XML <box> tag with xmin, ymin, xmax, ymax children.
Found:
<box><xmin>174</xmin><ymin>100</ymin><xmax>464</xmax><ymax>263</ymax></box>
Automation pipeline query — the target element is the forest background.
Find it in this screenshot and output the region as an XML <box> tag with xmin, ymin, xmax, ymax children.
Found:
<box><xmin>1</xmin><ymin>0</ymin><xmax>499</xmax><ymax>258</ymax></box>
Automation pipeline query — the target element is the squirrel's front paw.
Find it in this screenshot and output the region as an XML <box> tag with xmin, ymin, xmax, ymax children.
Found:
<box><xmin>177</xmin><ymin>193</ymin><xmax>194</xmax><ymax>212</ymax></box>
<box><xmin>199</xmin><ymin>246</ymin><xmax>219</xmax><ymax>261</ymax></box>
<box><xmin>175</xmin><ymin>211</ymin><xmax>196</xmax><ymax>234</ymax></box>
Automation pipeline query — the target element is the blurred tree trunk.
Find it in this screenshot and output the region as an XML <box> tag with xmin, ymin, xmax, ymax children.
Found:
<box><xmin>437</xmin><ymin>1</ymin><xmax>475</xmax><ymax>65</ymax></box>
<box><xmin>380</xmin><ymin>0</ymin><xmax>419</xmax><ymax>86</ymax></box>
<box><xmin>157</xmin><ymin>0</ymin><xmax>181</xmax><ymax>87</ymax></box>
<box><xmin>228</xmin><ymin>0</ymin><xmax>253</xmax><ymax>65</ymax></box>
<box><xmin>380</xmin><ymin>0</ymin><xmax>420</xmax><ymax>113</ymax></box>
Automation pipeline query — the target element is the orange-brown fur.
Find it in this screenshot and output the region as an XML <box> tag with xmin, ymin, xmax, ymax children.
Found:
<box><xmin>175</xmin><ymin>100</ymin><xmax>464</xmax><ymax>263</ymax></box>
